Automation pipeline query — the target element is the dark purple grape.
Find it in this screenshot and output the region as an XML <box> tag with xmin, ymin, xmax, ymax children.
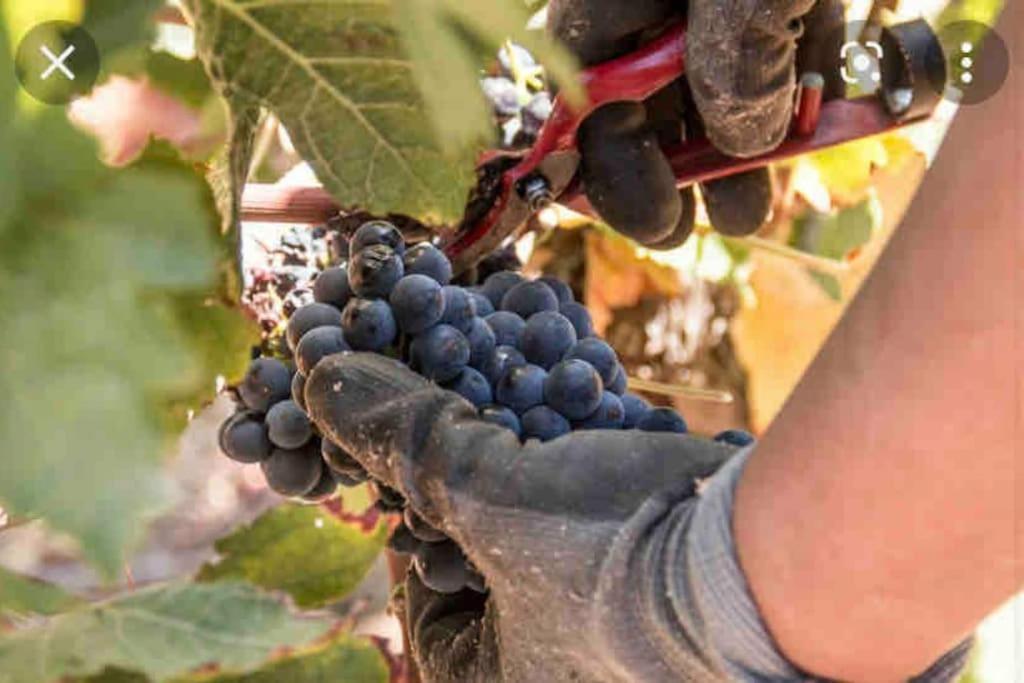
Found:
<box><xmin>521</xmin><ymin>405</ymin><xmax>571</xmax><ymax>441</ymax></box>
<box><xmin>444</xmin><ymin>367</ymin><xmax>493</xmax><ymax>407</ymax></box>
<box><xmin>539</xmin><ymin>275</ymin><xmax>574</xmax><ymax>305</ymax></box>
<box><xmin>637</xmin><ymin>407</ymin><xmax>688</xmax><ymax>434</ymax></box>
<box><xmin>714</xmin><ymin>429</ymin><xmax>755</xmax><ymax>447</ymax></box>
<box><xmin>295</xmin><ymin>325</ymin><xmax>350</xmax><ymax>376</ymax></box>
<box><xmin>467</xmin><ymin>289</ymin><xmax>495</xmax><ymax>317</ymax></box>
<box><xmin>414</xmin><ymin>540</ymin><xmax>471</xmax><ymax>594</ymax></box>
<box><xmin>301</xmin><ymin>467</ymin><xmax>338</xmax><ymax>502</ymax></box>
<box><xmin>479</xmin><ymin>404</ymin><xmax>522</xmax><ymax>437</ymax></box>
<box><xmin>608</xmin><ymin>364</ymin><xmax>628</xmax><ymax>395</ymax></box>
<box><xmin>480</xmin><ymin>271</ymin><xmax>524</xmax><ymax>309</ymax></box>
<box><xmin>577</xmin><ymin>391</ymin><xmax>625</xmax><ymax>430</ymax></box>
<box><xmin>440</xmin><ymin>285</ymin><xmax>476</xmax><ymax>334</ymax></box>
<box><xmin>239</xmin><ymin>357</ymin><xmax>293</xmax><ymax>412</ymax></box>
<box><xmin>266</xmin><ymin>399</ymin><xmax>313</xmax><ymax>449</ymax></box>
<box><xmin>544</xmin><ymin>359</ymin><xmax>603</xmax><ymax>420</ymax></box>
<box><xmin>466</xmin><ymin>317</ymin><xmax>497</xmax><ymax>369</ymax></box>
<box><xmin>563</xmin><ymin>338</ymin><xmax>618</xmax><ymax>385</ymax></box>
<box><xmin>388</xmin><ymin>522</ymin><xmax>423</xmax><ymax>554</ymax></box>
<box><xmin>261</xmin><ymin>443</ymin><xmax>323</xmax><ymax>496</ymax></box>
<box><xmin>390</xmin><ymin>274</ymin><xmax>445</xmax><ymax>334</ymax></box>
<box><xmin>485</xmin><ymin>311</ymin><xmax>526</xmax><ymax>348</ymax></box>
<box><xmin>349</xmin><ymin>244</ymin><xmax>404</xmax><ymax>298</ymax></box>
<box><xmin>481</xmin><ymin>345</ymin><xmax>526</xmax><ymax>386</ymax></box>
<box><xmin>312</xmin><ymin>265</ymin><xmax>353</xmax><ymax>310</ymax></box>
<box><xmin>218</xmin><ymin>410</ymin><xmax>272</xmax><ymax>463</ymax></box>
<box><xmin>495</xmin><ymin>364</ymin><xmax>547</xmax><ymax>414</ymax></box>
<box><xmin>521</xmin><ymin>311</ymin><xmax>577</xmax><ymax>370</ymax></box>
<box><xmin>351</xmin><ymin>220</ymin><xmax>406</xmax><ymax>256</ymax></box>
<box><xmin>559</xmin><ymin>302</ymin><xmax>594</xmax><ymax>339</ymax></box>
<box><xmin>410</xmin><ymin>324</ymin><xmax>470</xmax><ymax>382</ymax></box>
<box><xmin>286</xmin><ymin>303</ymin><xmax>343</xmax><ymax>352</ymax></box>
<box><xmin>403</xmin><ymin>242</ymin><xmax>452</xmax><ymax>285</ymax></box>
<box><xmin>376</xmin><ymin>485</ymin><xmax>406</xmax><ymax>512</ymax></box>
<box><xmin>342</xmin><ymin>298</ymin><xmax>397</xmax><ymax>351</ymax></box>
<box><xmin>620</xmin><ymin>393</ymin><xmax>650</xmax><ymax>428</ymax></box>
<box><xmin>291</xmin><ymin>372</ymin><xmax>307</xmax><ymax>411</ymax></box>
<box><xmin>500</xmin><ymin>281</ymin><xmax>559</xmax><ymax>318</ymax></box>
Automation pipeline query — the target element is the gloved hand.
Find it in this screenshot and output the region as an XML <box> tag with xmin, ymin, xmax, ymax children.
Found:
<box><xmin>547</xmin><ymin>0</ymin><xmax>845</xmax><ymax>246</ymax></box>
<box><xmin>306</xmin><ymin>353</ymin><xmax>740</xmax><ymax>682</ymax></box>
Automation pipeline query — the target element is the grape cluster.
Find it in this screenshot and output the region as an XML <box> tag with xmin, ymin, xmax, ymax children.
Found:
<box><xmin>218</xmin><ymin>354</ymin><xmax>351</xmax><ymax>503</ymax></box>
<box><xmin>219</xmin><ymin>219</ymin><xmax>752</xmax><ymax>595</ymax></box>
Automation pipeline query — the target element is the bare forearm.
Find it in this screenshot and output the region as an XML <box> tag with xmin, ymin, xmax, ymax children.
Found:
<box><xmin>733</xmin><ymin>12</ymin><xmax>1022</xmax><ymax>681</ymax></box>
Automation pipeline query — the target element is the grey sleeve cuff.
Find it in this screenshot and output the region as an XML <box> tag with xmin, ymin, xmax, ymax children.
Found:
<box><xmin>685</xmin><ymin>447</ymin><xmax>973</xmax><ymax>682</ymax></box>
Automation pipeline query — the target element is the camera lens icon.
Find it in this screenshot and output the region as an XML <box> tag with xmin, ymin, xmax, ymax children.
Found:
<box><xmin>841</xmin><ymin>40</ymin><xmax>884</xmax><ymax>92</ymax></box>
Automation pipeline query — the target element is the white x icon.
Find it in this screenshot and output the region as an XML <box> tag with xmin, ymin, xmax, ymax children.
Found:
<box><xmin>39</xmin><ymin>44</ymin><xmax>76</xmax><ymax>81</ymax></box>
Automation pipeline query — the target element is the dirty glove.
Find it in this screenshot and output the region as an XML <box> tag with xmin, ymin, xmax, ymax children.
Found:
<box><xmin>547</xmin><ymin>0</ymin><xmax>845</xmax><ymax>245</ymax></box>
<box><xmin>307</xmin><ymin>353</ymin><xmax>743</xmax><ymax>682</ymax></box>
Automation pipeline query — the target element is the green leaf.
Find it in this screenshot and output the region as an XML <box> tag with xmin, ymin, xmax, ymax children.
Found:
<box><xmin>808</xmin><ymin>270</ymin><xmax>842</xmax><ymax>302</ymax></box>
<box><xmin>789</xmin><ymin>196</ymin><xmax>881</xmax><ymax>260</ymax></box>
<box><xmin>145</xmin><ymin>52</ymin><xmax>216</xmax><ymax>111</ymax></box>
<box><xmin>0</xmin><ymin>24</ymin><xmax>253</xmax><ymax>573</ymax></box>
<box><xmin>175</xmin><ymin>634</ymin><xmax>388</xmax><ymax>683</ymax></box>
<box><xmin>0</xmin><ymin>568</ymin><xmax>81</xmax><ymax>617</ymax></box>
<box><xmin>81</xmin><ymin>0</ymin><xmax>163</xmax><ymax>79</ymax></box>
<box><xmin>0</xmin><ymin>582</ymin><xmax>329</xmax><ymax>683</ymax></box>
<box><xmin>198</xmin><ymin>505</ymin><xmax>388</xmax><ymax>609</ymax></box>
<box><xmin>185</xmin><ymin>0</ymin><xmax>477</xmax><ymax>224</ymax></box>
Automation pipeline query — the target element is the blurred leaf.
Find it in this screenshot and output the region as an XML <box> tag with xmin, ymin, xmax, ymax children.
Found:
<box><xmin>791</xmin><ymin>197</ymin><xmax>880</xmax><ymax>301</ymax></box>
<box><xmin>1</xmin><ymin>0</ymin><xmax>81</xmax><ymax>51</ymax></box>
<box><xmin>808</xmin><ymin>137</ymin><xmax>889</xmax><ymax>201</ymax></box>
<box><xmin>176</xmin><ymin>634</ymin><xmax>388</xmax><ymax>683</ymax></box>
<box><xmin>0</xmin><ymin>582</ymin><xmax>329</xmax><ymax>683</ymax></box>
<box><xmin>584</xmin><ymin>230</ymin><xmax>683</xmax><ymax>334</ymax></box>
<box><xmin>199</xmin><ymin>505</ymin><xmax>388</xmax><ymax>609</ymax></box>
<box><xmin>81</xmin><ymin>0</ymin><xmax>162</xmax><ymax>78</ymax></box>
<box><xmin>0</xmin><ymin>18</ymin><xmax>252</xmax><ymax>574</ymax></box>
<box><xmin>808</xmin><ymin>270</ymin><xmax>842</xmax><ymax>302</ymax></box>
<box><xmin>145</xmin><ymin>52</ymin><xmax>215</xmax><ymax>110</ymax></box>
<box><xmin>0</xmin><ymin>568</ymin><xmax>81</xmax><ymax>617</ymax></box>
<box><xmin>790</xmin><ymin>196</ymin><xmax>880</xmax><ymax>260</ymax></box>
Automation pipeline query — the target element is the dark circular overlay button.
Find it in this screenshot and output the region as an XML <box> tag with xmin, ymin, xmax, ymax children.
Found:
<box><xmin>14</xmin><ymin>21</ymin><xmax>100</xmax><ymax>106</ymax></box>
<box><xmin>928</xmin><ymin>21</ymin><xmax>1009</xmax><ymax>106</ymax></box>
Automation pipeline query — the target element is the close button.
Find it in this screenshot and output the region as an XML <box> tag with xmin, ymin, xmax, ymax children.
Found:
<box><xmin>15</xmin><ymin>21</ymin><xmax>100</xmax><ymax>105</ymax></box>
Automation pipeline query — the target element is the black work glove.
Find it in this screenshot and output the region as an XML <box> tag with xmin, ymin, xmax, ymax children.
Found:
<box><xmin>548</xmin><ymin>0</ymin><xmax>845</xmax><ymax>245</ymax></box>
<box><xmin>306</xmin><ymin>353</ymin><xmax>740</xmax><ymax>682</ymax></box>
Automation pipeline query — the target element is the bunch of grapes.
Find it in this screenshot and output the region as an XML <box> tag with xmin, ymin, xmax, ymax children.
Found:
<box><xmin>218</xmin><ymin>219</ymin><xmax>753</xmax><ymax>594</ymax></box>
<box><xmin>217</xmin><ymin>353</ymin><xmax>347</xmax><ymax>503</ymax></box>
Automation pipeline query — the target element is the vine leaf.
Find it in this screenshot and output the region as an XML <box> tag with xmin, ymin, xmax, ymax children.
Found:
<box><xmin>0</xmin><ymin>582</ymin><xmax>329</xmax><ymax>683</ymax></box>
<box><xmin>0</xmin><ymin>14</ymin><xmax>256</xmax><ymax>575</ymax></box>
<box><xmin>198</xmin><ymin>505</ymin><xmax>388</xmax><ymax>609</ymax></box>
<box><xmin>184</xmin><ymin>0</ymin><xmax>476</xmax><ymax>225</ymax></box>
<box><xmin>171</xmin><ymin>634</ymin><xmax>388</xmax><ymax>683</ymax></box>
<box><xmin>0</xmin><ymin>568</ymin><xmax>81</xmax><ymax>618</ymax></box>
<box><xmin>791</xmin><ymin>196</ymin><xmax>881</xmax><ymax>301</ymax></box>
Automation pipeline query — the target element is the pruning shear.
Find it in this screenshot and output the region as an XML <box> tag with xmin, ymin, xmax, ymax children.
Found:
<box><xmin>241</xmin><ymin>19</ymin><xmax>945</xmax><ymax>273</ymax></box>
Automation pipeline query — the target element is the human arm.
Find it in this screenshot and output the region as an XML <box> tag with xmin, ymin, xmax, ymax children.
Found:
<box><xmin>734</xmin><ymin>8</ymin><xmax>1023</xmax><ymax>679</ymax></box>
